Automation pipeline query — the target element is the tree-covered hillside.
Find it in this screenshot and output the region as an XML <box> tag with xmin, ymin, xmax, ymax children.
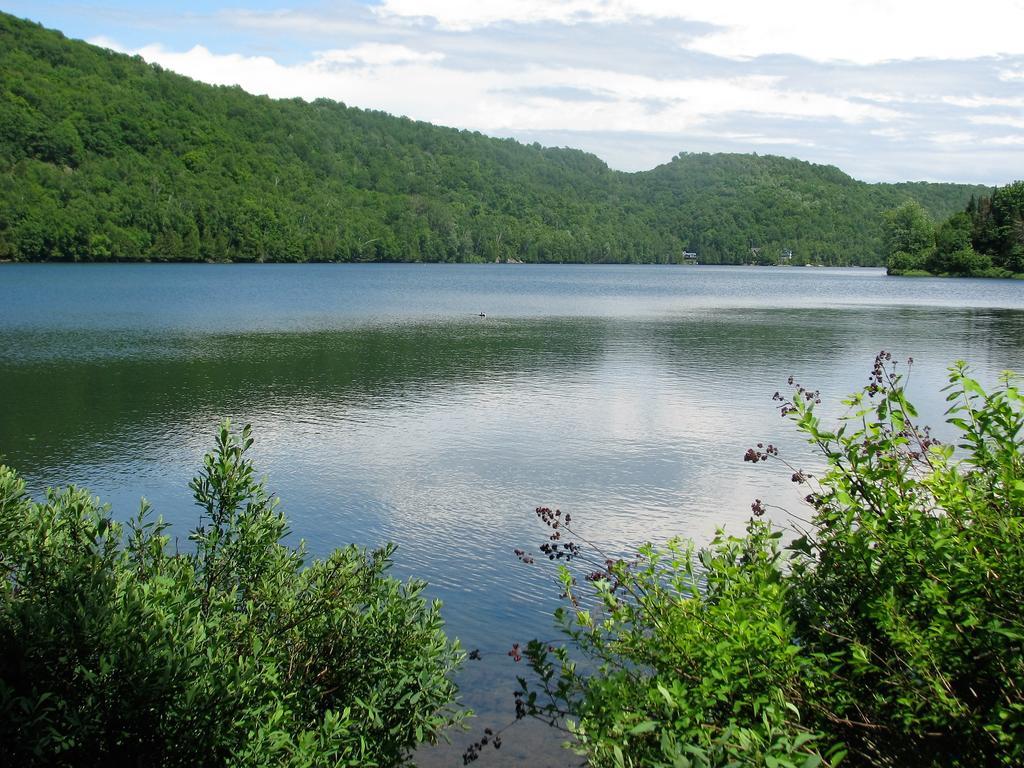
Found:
<box><xmin>632</xmin><ymin>155</ymin><xmax>988</xmax><ymax>264</ymax></box>
<box><xmin>0</xmin><ymin>13</ymin><xmax>990</xmax><ymax>265</ymax></box>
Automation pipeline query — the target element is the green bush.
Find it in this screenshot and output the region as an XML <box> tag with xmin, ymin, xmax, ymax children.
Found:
<box><xmin>926</xmin><ymin>245</ymin><xmax>1002</xmax><ymax>277</ymax></box>
<box><xmin>885</xmin><ymin>249</ymin><xmax>927</xmax><ymax>275</ymax></box>
<box><xmin>518</xmin><ymin>356</ymin><xmax>1024</xmax><ymax>767</ymax></box>
<box><xmin>0</xmin><ymin>421</ymin><xmax>465</xmax><ymax>767</ymax></box>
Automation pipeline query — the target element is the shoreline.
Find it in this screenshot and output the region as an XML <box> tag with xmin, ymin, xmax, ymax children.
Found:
<box><xmin>0</xmin><ymin>260</ymin><xmax>881</xmax><ymax>269</ymax></box>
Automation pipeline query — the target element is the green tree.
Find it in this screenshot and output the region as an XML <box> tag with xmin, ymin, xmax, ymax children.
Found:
<box><xmin>0</xmin><ymin>422</ymin><xmax>465</xmax><ymax>767</ymax></box>
<box><xmin>934</xmin><ymin>210</ymin><xmax>972</xmax><ymax>255</ymax></box>
<box><xmin>991</xmin><ymin>180</ymin><xmax>1024</xmax><ymax>272</ymax></box>
<box><xmin>883</xmin><ymin>201</ymin><xmax>934</xmax><ymax>273</ymax></box>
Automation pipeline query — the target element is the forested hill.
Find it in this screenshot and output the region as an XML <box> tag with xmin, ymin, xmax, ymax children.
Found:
<box><xmin>0</xmin><ymin>13</ymin><xmax>990</xmax><ymax>265</ymax></box>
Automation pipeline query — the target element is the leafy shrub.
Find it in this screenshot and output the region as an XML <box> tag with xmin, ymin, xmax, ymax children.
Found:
<box><xmin>885</xmin><ymin>249</ymin><xmax>927</xmax><ymax>275</ymax></box>
<box><xmin>0</xmin><ymin>421</ymin><xmax>465</xmax><ymax>767</ymax></box>
<box><xmin>516</xmin><ymin>356</ymin><xmax>1023</xmax><ymax>767</ymax></box>
<box><xmin>927</xmin><ymin>245</ymin><xmax>1002</xmax><ymax>277</ymax></box>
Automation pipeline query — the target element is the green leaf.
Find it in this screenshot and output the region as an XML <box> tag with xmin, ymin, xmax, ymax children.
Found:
<box><xmin>787</xmin><ymin>536</ymin><xmax>812</xmax><ymax>555</ymax></box>
<box><xmin>656</xmin><ymin>683</ymin><xmax>675</xmax><ymax>707</ymax></box>
<box><xmin>629</xmin><ymin>720</ymin><xmax>659</xmax><ymax>735</ymax></box>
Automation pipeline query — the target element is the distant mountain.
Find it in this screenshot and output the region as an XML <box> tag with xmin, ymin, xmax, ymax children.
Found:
<box><xmin>0</xmin><ymin>13</ymin><xmax>991</xmax><ymax>265</ymax></box>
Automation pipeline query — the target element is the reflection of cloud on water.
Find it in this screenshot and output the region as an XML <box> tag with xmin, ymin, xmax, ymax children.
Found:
<box><xmin>8</xmin><ymin>297</ymin><xmax>1024</xmax><ymax>768</ymax></box>
<box><xmin>234</xmin><ymin>348</ymin><xmax>822</xmax><ymax>602</ymax></box>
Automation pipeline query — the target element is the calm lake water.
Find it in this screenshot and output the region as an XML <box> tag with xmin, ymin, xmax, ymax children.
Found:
<box><xmin>2</xmin><ymin>263</ymin><xmax>1024</xmax><ymax>765</ymax></box>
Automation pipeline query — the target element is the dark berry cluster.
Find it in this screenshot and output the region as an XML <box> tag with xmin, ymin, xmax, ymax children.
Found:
<box><xmin>462</xmin><ymin>727</ymin><xmax>501</xmax><ymax>764</ymax></box>
<box><xmin>869</xmin><ymin>350</ymin><xmax>894</xmax><ymax>386</ymax></box>
<box><xmin>750</xmin><ymin>498</ymin><xmax>766</xmax><ymax>517</ymax></box>
<box><xmin>773</xmin><ymin>377</ymin><xmax>821</xmax><ymax>416</ymax></box>
<box><xmin>906</xmin><ymin>424</ymin><xmax>941</xmax><ymax>458</ymax></box>
<box><xmin>744</xmin><ymin>443</ymin><xmax>779</xmax><ymax>463</ymax></box>
<box><xmin>535</xmin><ymin>506</ymin><xmax>571</xmax><ymax>526</ymax></box>
<box><xmin>514</xmin><ymin>690</ymin><xmax>527</xmax><ymax>719</ymax></box>
<box><xmin>801</xmin><ymin>388</ymin><xmax>822</xmax><ymax>404</ymax></box>
<box><xmin>867</xmin><ymin>350</ymin><xmax>914</xmax><ymax>395</ymax></box>
<box><xmin>539</xmin><ymin>540</ymin><xmax>581</xmax><ymax>561</ymax></box>
<box><xmin>507</xmin><ymin>643</ymin><xmax>522</xmax><ymax>662</ymax></box>
<box><xmin>513</xmin><ymin>548</ymin><xmax>534</xmax><ymax>564</ymax></box>
<box><xmin>583</xmin><ymin>558</ymin><xmax>631</xmax><ymax>596</ymax></box>
<box><xmin>531</xmin><ymin>508</ymin><xmax>581</xmax><ymax>559</ymax></box>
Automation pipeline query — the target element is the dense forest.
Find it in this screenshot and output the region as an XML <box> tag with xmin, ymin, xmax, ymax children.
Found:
<box><xmin>884</xmin><ymin>181</ymin><xmax>1024</xmax><ymax>277</ymax></box>
<box><xmin>0</xmin><ymin>13</ymin><xmax>992</xmax><ymax>265</ymax></box>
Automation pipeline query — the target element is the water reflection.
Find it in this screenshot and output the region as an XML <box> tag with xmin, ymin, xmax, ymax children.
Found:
<box><xmin>2</xmin><ymin>266</ymin><xmax>1024</xmax><ymax>766</ymax></box>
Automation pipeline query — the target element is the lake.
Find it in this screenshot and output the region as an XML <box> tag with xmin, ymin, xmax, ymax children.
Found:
<box><xmin>2</xmin><ymin>263</ymin><xmax>1024</xmax><ymax>765</ymax></box>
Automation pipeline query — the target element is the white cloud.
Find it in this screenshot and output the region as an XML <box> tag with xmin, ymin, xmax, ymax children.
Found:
<box><xmin>943</xmin><ymin>94</ymin><xmax>1024</xmax><ymax>109</ymax></box>
<box><xmin>89</xmin><ymin>39</ymin><xmax>900</xmax><ymax>140</ymax></box>
<box><xmin>316</xmin><ymin>44</ymin><xmax>444</xmax><ymax>67</ymax></box>
<box><xmin>969</xmin><ymin>114</ymin><xmax>1024</xmax><ymax>130</ymax></box>
<box><xmin>720</xmin><ymin>133</ymin><xmax>816</xmax><ymax>147</ymax></box>
<box><xmin>374</xmin><ymin>0</ymin><xmax>657</xmax><ymax>30</ymax></box>
<box><xmin>851</xmin><ymin>91</ymin><xmax>914</xmax><ymax>105</ymax></box>
<box><xmin>870</xmin><ymin>127</ymin><xmax>910</xmax><ymax>140</ymax></box>
<box><xmin>376</xmin><ymin>0</ymin><xmax>1024</xmax><ymax>64</ymax></box>
<box><xmin>216</xmin><ymin>8</ymin><xmax>397</xmax><ymax>37</ymax></box>
<box><xmin>682</xmin><ymin>2</ymin><xmax>1024</xmax><ymax>64</ymax></box>
<box><xmin>928</xmin><ymin>132</ymin><xmax>975</xmax><ymax>146</ymax></box>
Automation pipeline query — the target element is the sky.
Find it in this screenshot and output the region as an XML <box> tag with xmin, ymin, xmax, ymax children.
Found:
<box><xmin>7</xmin><ymin>1</ymin><xmax>1024</xmax><ymax>184</ymax></box>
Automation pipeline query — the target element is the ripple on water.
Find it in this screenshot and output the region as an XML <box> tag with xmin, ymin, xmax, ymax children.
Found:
<box><xmin>3</xmin><ymin>265</ymin><xmax>1024</xmax><ymax>767</ymax></box>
